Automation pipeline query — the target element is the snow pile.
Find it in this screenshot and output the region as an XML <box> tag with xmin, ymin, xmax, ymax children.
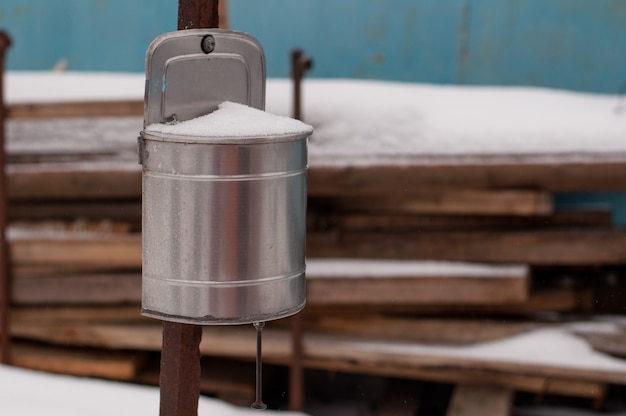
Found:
<box><xmin>335</xmin><ymin>323</ymin><xmax>626</xmax><ymax>374</ymax></box>
<box><xmin>265</xmin><ymin>79</ymin><xmax>626</xmax><ymax>166</ymax></box>
<box><xmin>0</xmin><ymin>364</ymin><xmax>307</xmax><ymax>416</ymax></box>
<box><xmin>145</xmin><ymin>101</ymin><xmax>312</xmax><ymax>139</ymax></box>
<box><xmin>7</xmin><ymin>72</ymin><xmax>626</xmax><ymax>166</ymax></box>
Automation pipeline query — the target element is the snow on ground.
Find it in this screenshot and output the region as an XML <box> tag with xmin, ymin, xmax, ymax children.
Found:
<box><xmin>0</xmin><ymin>364</ymin><xmax>307</xmax><ymax>416</ymax></box>
<box><xmin>6</xmin><ymin>71</ymin><xmax>626</xmax><ymax>166</ymax></box>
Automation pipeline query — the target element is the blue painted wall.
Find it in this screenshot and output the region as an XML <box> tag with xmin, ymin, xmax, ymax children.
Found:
<box><xmin>0</xmin><ymin>0</ymin><xmax>176</xmax><ymax>71</ymax></box>
<box><xmin>2</xmin><ymin>0</ymin><xmax>626</xmax><ymax>93</ymax></box>
<box><xmin>230</xmin><ymin>0</ymin><xmax>626</xmax><ymax>93</ymax></box>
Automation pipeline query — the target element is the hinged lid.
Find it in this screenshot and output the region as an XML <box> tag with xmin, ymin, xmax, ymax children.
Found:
<box><xmin>144</xmin><ymin>29</ymin><xmax>265</xmax><ymax>128</ymax></box>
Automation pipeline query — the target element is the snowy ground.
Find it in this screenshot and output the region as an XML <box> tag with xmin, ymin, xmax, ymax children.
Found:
<box><xmin>7</xmin><ymin>71</ymin><xmax>626</xmax><ymax>167</ymax></box>
<box><xmin>0</xmin><ymin>364</ymin><xmax>308</xmax><ymax>416</ymax></box>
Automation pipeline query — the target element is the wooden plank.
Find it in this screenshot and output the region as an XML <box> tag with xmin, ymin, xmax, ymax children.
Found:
<box><xmin>6</xmin><ymin>100</ymin><xmax>143</xmax><ymax>119</ymax></box>
<box><xmin>11</xmin><ymin>341</ymin><xmax>144</xmax><ymax>380</ymax></box>
<box><xmin>297</xmin><ymin>317</ymin><xmax>538</xmax><ymax>345</ymax></box>
<box><xmin>12</xmin><ymin>273</ymin><xmax>141</xmax><ymax>305</ymax></box>
<box><xmin>9</xmin><ymin>233</ymin><xmax>141</xmax><ymax>268</ymax></box>
<box><xmin>301</xmin><ymin>287</ymin><xmax>594</xmax><ymax>317</ymax></box>
<box><xmin>7</xmin><ymin>162</ymin><xmax>141</xmax><ymax>200</ymax></box>
<box><xmin>446</xmin><ymin>385</ymin><xmax>512</xmax><ymax>416</ymax></box>
<box><xmin>12</xmin><ymin>305</ymin><xmax>146</xmax><ymax>325</ymax></box>
<box><xmin>306</xmin><ymin>259</ymin><xmax>529</xmax><ymax>305</ymax></box>
<box><xmin>10</xmin><ymin>323</ymin><xmax>617</xmax><ymax>397</ymax></box>
<box><xmin>307</xmin><ymin>229</ymin><xmax>626</xmax><ymax>266</ymax></box>
<box><xmin>8</xmin><ymin>258</ymin><xmax>527</xmax><ymax>306</ymax></box>
<box><xmin>326</xmin><ymin>190</ymin><xmax>553</xmax><ymax>216</ymax></box>
<box><xmin>308</xmin><ymin>210</ymin><xmax>613</xmax><ymax>233</ymax></box>
<box><xmin>7</xmin><ymin>160</ymin><xmax>626</xmax><ymax>202</ymax></box>
<box><xmin>8</xmin><ymin>201</ymin><xmax>141</xmax><ymax>222</ymax></box>
<box><xmin>308</xmin><ymin>163</ymin><xmax>626</xmax><ymax>194</ymax></box>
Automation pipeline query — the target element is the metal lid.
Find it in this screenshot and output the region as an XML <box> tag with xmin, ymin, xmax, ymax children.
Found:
<box><xmin>144</xmin><ymin>29</ymin><xmax>265</xmax><ymax>128</ymax></box>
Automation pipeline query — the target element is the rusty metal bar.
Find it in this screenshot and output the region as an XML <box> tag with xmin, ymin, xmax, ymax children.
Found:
<box><xmin>289</xmin><ymin>48</ymin><xmax>313</xmax><ymax>411</ymax></box>
<box><xmin>157</xmin><ymin>3</ymin><xmax>221</xmax><ymax>415</ymax></box>
<box><xmin>159</xmin><ymin>322</ymin><xmax>203</xmax><ymax>416</ymax></box>
<box><xmin>0</xmin><ymin>32</ymin><xmax>12</xmax><ymax>365</ymax></box>
<box><xmin>289</xmin><ymin>314</ymin><xmax>304</xmax><ymax>411</ymax></box>
<box><xmin>178</xmin><ymin>0</ymin><xmax>219</xmax><ymax>30</ymax></box>
<box><xmin>291</xmin><ymin>49</ymin><xmax>313</xmax><ymax>120</ymax></box>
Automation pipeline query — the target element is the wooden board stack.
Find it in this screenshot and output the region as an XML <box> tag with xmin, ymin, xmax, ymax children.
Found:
<box><xmin>6</xmin><ymin>99</ymin><xmax>626</xmax><ymax>414</ymax></box>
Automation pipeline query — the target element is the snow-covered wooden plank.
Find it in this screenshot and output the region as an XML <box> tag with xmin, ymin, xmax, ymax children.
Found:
<box><xmin>11</xmin><ymin>322</ymin><xmax>621</xmax><ymax>397</ymax></box>
<box><xmin>306</xmin><ymin>259</ymin><xmax>529</xmax><ymax>305</ymax></box>
<box><xmin>308</xmin><ymin>229</ymin><xmax>626</xmax><ymax>265</ymax></box>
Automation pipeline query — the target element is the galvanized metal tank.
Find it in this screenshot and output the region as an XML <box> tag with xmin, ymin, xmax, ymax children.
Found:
<box><xmin>140</xmin><ymin>103</ymin><xmax>312</xmax><ymax>324</ymax></box>
<box><xmin>140</xmin><ymin>30</ymin><xmax>312</xmax><ymax>324</ymax></box>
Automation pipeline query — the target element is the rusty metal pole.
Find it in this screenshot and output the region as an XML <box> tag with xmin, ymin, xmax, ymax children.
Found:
<box><xmin>289</xmin><ymin>48</ymin><xmax>312</xmax><ymax>412</ymax></box>
<box><xmin>291</xmin><ymin>49</ymin><xmax>313</xmax><ymax>121</ymax></box>
<box><xmin>178</xmin><ymin>0</ymin><xmax>219</xmax><ymax>29</ymax></box>
<box><xmin>158</xmin><ymin>2</ymin><xmax>220</xmax><ymax>416</ymax></box>
<box><xmin>0</xmin><ymin>32</ymin><xmax>12</xmax><ymax>366</ymax></box>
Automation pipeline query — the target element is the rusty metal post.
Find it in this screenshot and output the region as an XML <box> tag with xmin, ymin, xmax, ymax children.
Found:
<box><xmin>0</xmin><ymin>32</ymin><xmax>12</xmax><ymax>365</ymax></box>
<box><xmin>289</xmin><ymin>48</ymin><xmax>313</xmax><ymax>411</ymax></box>
<box><xmin>159</xmin><ymin>322</ymin><xmax>203</xmax><ymax>416</ymax></box>
<box><xmin>157</xmin><ymin>2</ymin><xmax>220</xmax><ymax>415</ymax></box>
<box><xmin>178</xmin><ymin>0</ymin><xmax>219</xmax><ymax>30</ymax></box>
<box><xmin>291</xmin><ymin>49</ymin><xmax>313</xmax><ymax>120</ymax></box>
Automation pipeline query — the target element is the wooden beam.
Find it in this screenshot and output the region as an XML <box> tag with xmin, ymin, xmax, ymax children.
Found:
<box><xmin>9</xmin><ymin>233</ymin><xmax>141</xmax><ymax>268</ymax></box>
<box><xmin>10</xmin><ymin>323</ymin><xmax>618</xmax><ymax>397</ymax></box>
<box><xmin>308</xmin><ymin>163</ymin><xmax>626</xmax><ymax>194</ymax></box>
<box><xmin>306</xmin><ymin>259</ymin><xmax>529</xmax><ymax>305</ymax></box>
<box><xmin>12</xmin><ymin>273</ymin><xmax>141</xmax><ymax>305</ymax></box>
<box><xmin>10</xmin><ymin>228</ymin><xmax>626</xmax><ymax>271</ymax></box>
<box><xmin>6</xmin><ymin>100</ymin><xmax>143</xmax><ymax>119</ymax></box>
<box><xmin>8</xmin><ymin>160</ymin><xmax>626</xmax><ymax>201</ymax></box>
<box><xmin>8</xmin><ymin>200</ymin><xmax>141</xmax><ymax>222</ymax></box>
<box><xmin>11</xmin><ymin>341</ymin><xmax>145</xmax><ymax>380</ymax></box>
<box><xmin>307</xmin><ymin>229</ymin><xmax>626</xmax><ymax>266</ymax></box>
<box><xmin>8</xmin><ymin>162</ymin><xmax>141</xmax><ymax>200</ymax></box>
<box><xmin>327</xmin><ymin>190</ymin><xmax>553</xmax><ymax>216</ymax></box>
<box><xmin>309</xmin><ymin>210</ymin><xmax>613</xmax><ymax>233</ymax></box>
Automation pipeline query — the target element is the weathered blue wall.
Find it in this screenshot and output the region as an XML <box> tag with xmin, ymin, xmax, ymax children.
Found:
<box><xmin>231</xmin><ymin>0</ymin><xmax>626</xmax><ymax>94</ymax></box>
<box><xmin>2</xmin><ymin>0</ymin><xmax>626</xmax><ymax>93</ymax></box>
<box><xmin>0</xmin><ymin>0</ymin><xmax>176</xmax><ymax>71</ymax></box>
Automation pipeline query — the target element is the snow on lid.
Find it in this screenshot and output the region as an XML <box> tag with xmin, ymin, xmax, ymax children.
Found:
<box><xmin>306</xmin><ymin>259</ymin><xmax>528</xmax><ymax>279</ymax></box>
<box><xmin>145</xmin><ymin>101</ymin><xmax>313</xmax><ymax>139</ymax></box>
